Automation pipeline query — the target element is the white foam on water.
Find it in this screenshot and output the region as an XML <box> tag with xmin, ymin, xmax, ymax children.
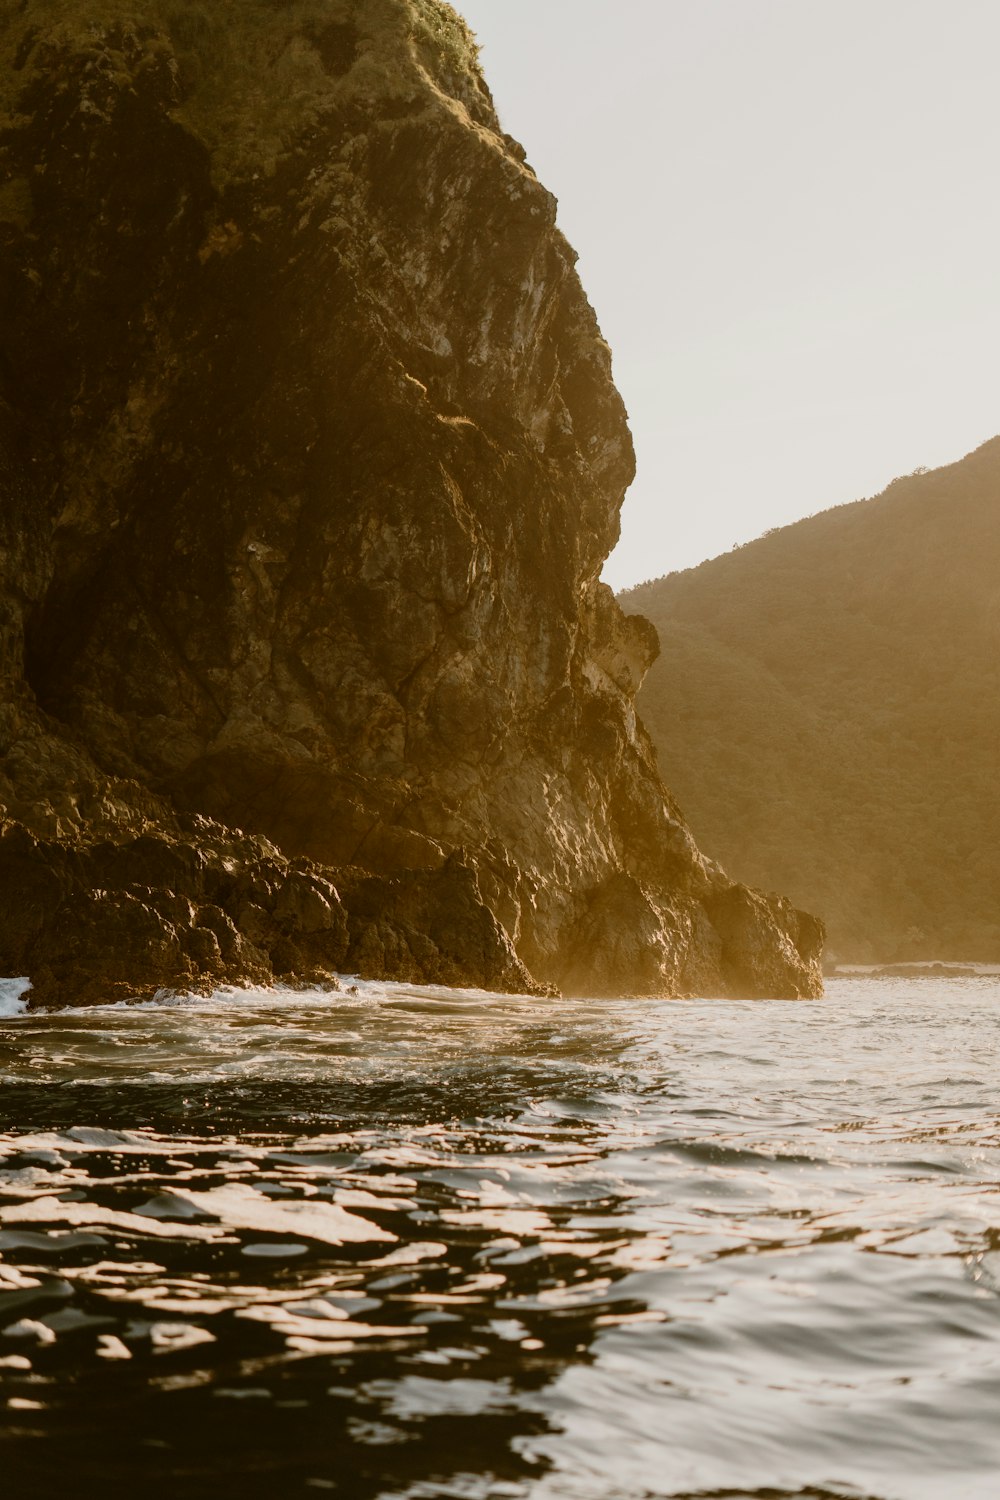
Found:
<box><xmin>70</xmin><ymin>974</ymin><xmax>546</xmax><ymax>1016</ymax></box>
<box><xmin>0</xmin><ymin>978</ymin><xmax>30</xmax><ymax>1017</ymax></box>
<box><xmin>31</xmin><ymin>980</ymin><xmax>361</xmax><ymax>1017</ymax></box>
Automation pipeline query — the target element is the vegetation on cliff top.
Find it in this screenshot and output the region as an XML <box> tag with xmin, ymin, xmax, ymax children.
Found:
<box><xmin>622</xmin><ymin>437</ymin><xmax>1000</xmax><ymax>962</ymax></box>
<box><xmin>0</xmin><ymin>0</ymin><xmax>483</xmax><ymax>185</ymax></box>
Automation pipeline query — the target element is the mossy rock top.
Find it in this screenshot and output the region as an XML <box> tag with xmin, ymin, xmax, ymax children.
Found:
<box><xmin>0</xmin><ymin>0</ymin><xmax>485</xmax><ymax>186</ymax></box>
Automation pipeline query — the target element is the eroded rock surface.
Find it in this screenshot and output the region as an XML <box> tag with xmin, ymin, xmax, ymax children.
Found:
<box><xmin>0</xmin><ymin>0</ymin><xmax>823</xmax><ymax>1004</ymax></box>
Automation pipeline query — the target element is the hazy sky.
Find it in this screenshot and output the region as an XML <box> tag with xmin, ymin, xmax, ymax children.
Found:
<box><xmin>458</xmin><ymin>0</ymin><xmax>1000</xmax><ymax>590</ymax></box>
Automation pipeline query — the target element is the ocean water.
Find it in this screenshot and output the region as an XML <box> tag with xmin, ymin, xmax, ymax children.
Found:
<box><xmin>1</xmin><ymin>976</ymin><xmax>999</xmax><ymax>1500</ymax></box>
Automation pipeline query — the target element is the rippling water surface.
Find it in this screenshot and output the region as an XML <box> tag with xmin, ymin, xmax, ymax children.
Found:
<box><xmin>1</xmin><ymin>976</ymin><xmax>999</xmax><ymax>1500</ymax></box>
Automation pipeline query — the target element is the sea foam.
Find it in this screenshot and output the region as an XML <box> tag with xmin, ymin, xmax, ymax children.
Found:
<box><xmin>0</xmin><ymin>977</ymin><xmax>30</xmax><ymax>1017</ymax></box>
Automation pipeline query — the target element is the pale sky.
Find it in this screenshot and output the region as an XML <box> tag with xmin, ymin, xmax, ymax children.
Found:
<box><xmin>458</xmin><ymin>0</ymin><xmax>1000</xmax><ymax>590</ymax></box>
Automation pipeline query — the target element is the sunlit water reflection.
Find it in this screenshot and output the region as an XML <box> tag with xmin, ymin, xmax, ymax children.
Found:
<box><xmin>1</xmin><ymin>976</ymin><xmax>999</xmax><ymax>1499</ymax></box>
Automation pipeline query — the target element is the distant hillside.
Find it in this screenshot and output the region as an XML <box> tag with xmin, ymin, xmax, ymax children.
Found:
<box><xmin>622</xmin><ymin>438</ymin><xmax>1000</xmax><ymax>962</ymax></box>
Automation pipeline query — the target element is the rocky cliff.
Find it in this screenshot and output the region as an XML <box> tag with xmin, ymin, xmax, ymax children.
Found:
<box><xmin>0</xmin><ymin>0</ymin><xmax>823</xmax><ymax>1005</ymax></box>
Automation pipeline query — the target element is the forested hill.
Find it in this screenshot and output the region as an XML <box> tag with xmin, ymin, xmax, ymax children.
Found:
<box><xmin>621</xmin><ymin>437</ymin><xmax>1000</xmax><ymax>962</ymax></box>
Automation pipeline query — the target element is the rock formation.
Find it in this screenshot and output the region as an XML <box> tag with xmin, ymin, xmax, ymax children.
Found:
<box><xmin>0</xmin><ymin>0</ymin><xmax>823</xmax><ymax>1005</ymax></box>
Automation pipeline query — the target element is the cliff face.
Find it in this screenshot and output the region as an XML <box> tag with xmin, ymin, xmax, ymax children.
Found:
<box><xmin>623</xmin><ymin>439</ymin><xmax>1000</xmax><ymax>964</ymax></box>
<box><xmin>0</xmin><ymin>0</ymin><xmax>823</xmax><ymax>1004</ymax></box>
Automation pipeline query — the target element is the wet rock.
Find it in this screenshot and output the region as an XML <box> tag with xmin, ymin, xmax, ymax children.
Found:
<box><xmin>705</xmin><ymin>887</ymin><xmax>826</xmax><ymax>1001</ymax></box>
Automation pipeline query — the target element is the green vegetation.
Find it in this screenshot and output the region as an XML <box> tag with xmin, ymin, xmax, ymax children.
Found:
<box><xmin>411</xmin><ymin>0</ymin><xmax>479</xmax><ymax>76</ymax></box>
<box><xmin>0</xmin><ymin>1</ymin><xmax>481</xmax><ymax>188</ymax></box>
<box><xmin>623</xmin><ymin>438</ymin><xmax>1000</xmax><ymax>962</ymax></box>
<box><xmin>1</xmin><ymin>1</ymin><xmax>350</xmax><ymax>183</ymax></box>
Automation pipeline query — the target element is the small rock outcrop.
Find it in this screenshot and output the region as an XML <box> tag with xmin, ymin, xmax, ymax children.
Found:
<box><xmin>0</xmin><ymin>0</ymin><xmax>823</xmax><ymax>1004</ymax></box>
